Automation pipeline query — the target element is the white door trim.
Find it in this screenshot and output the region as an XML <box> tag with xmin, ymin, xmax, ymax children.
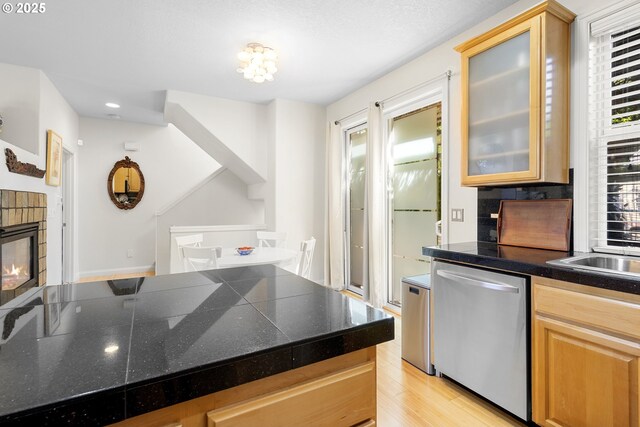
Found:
<box><xmin>61</xmin><ymin>148</ymin><xmax>78</xmax><ymax>283</ymax></box>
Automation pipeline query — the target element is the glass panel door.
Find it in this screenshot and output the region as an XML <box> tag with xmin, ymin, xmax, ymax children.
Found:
<box><xmin>346</xmin><ymin>125</ymin><xmax>367</xmax><ymax>295</ymax></box>
<box><xmin>388</xmin><ymin>104</ymin><xmax>441</xmax><ymax>306</ymax></box>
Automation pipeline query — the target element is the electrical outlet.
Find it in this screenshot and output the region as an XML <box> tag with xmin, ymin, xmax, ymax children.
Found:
<box><xmin>451</xmin><ymin>208</ymin><xmax>465</xmax><ymax>222</ymax></box>
<box><xmin>127</xmin><ymin>249</ymin><xmax>134</xmax><ymax>258</ymax></box>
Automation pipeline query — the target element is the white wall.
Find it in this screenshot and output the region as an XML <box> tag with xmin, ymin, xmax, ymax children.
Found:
<box><xmin>39</xmin><ymin>72</ymin><xmax>81</xmax><ymax>284</ymax></box>
<box><xmin>77</xmin><ymin>118</ymin><xmax>221</xmax><ymax>278</ymax></box>
<box><xmin>156</xmin><ymin>168</ymin><xmax>265</xmax><ymax>275</ymax></box>
<box><xmin>0</xmin><ymin>63</ymin><xmax>40</xmax><ymax>155</ymax></box>
<box><xmin>269</xmin><ymin>99</ymin><xmax>326</xmax><ymax>282</ymax></box>
<box><xmin>161</xmin><ymin>94</ymin><xmax>326</xmax><ymax>283</ymax></box>
<box><xmin>326</xmin><ymin>0</ymin><xmax>614</xmax><ymax>245</ymax></box>
<box><xmin>165</xmin><ymin>90</ymin><xmax>268</xmax><ymax>180</ymax></box>
<box><xmin>0</xmin><ymin>64</ymin><xmax>79</xmax><ymax>284</ymax></box>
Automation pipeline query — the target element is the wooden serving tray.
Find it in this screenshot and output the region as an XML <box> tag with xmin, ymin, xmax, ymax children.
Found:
<box><xmin>497</xmin><ymin>199</ymin><xmax>572</xmax><ymax>251</ymax></box>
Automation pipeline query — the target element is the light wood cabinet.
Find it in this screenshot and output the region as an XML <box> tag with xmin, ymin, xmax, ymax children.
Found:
<box><xmin>110</xmin><ymin>347</ymin><xmax>376</xmax><ymax>427</ymax></box>
<box><xmin>532</xmin><ymin>277</ymin><xmax>640</xmax><ymax>427</ymax></box>
<box><xmin>207</xmin><ymin>361</ymin><xmax>375</xmax><ymax>427</ymax></box>
<box><xmin>455</xmin><ymin>1</ymin><xmax>575</xmax><ymax>186</ymax></box>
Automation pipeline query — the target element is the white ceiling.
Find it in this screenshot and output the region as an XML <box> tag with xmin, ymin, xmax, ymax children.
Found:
<box><xmin>0</xmin><ymin>0</ymin><xmax>517</xmax><ymax>125</ymax></box>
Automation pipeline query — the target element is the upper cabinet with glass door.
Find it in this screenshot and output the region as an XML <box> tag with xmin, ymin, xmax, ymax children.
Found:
<box><xmin>456</xmin><ymin>0</ymin><xmax>575</xmax><ymax>186</ymax></box>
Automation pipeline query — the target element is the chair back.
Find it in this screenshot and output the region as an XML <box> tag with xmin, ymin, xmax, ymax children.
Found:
<box><xmin>181</xmin><ymin>246</ymin><xmax>220</xmax><ymax>272</ymax></box>
<box><xmin>257</xmin><ymin>231</ymin><xmax>287</xmax><ymax>248</ymax></box>
<box><xmin>175</xmin><ymin>234</ymin><xmax>203</xmax><ymax>248</ymax></box>
<box><xmin>295</xmin><ymin>237</ymin><xmax>316</xmax><ymax>279</ymax></box>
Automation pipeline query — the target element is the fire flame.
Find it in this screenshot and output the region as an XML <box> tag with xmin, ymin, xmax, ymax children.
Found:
<box><xmin>4</xmin><ymin>263</ymin><xmax>26</xmax><ymax>277</ymax></box>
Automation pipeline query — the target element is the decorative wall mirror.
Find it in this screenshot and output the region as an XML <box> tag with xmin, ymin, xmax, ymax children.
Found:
<box><xmin>107</xmin><ymin>156</ymin><xmax>145</xmax><ymax>210</ymax></box>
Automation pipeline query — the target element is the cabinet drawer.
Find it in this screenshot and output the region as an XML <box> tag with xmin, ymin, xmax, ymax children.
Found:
<box><xmin>533</xmin><ymin>282</ymin><xmax>640</xmax><ymax>341</ymax></box>
<box><xmin>207</xmin><ymin>361</ymin><xmax>376</xmax><ymax>427</ymax></box>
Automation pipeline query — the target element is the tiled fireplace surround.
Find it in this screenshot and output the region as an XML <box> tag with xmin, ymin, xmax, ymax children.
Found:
<box><xmin>0</xmin><ymin>190</ymin><xmax>47</xmax><ymax>286</ymax></box>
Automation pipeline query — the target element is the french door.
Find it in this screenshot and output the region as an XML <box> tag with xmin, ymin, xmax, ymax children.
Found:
<box><xmin>386</xmin><ymin>102</ymin><xmax>442</xmax><ymax>306</ymax></box>
<box><xmin>345</xmin><ymin>124</ymin><xmax>367</xmax><ymax>295</ymax></box>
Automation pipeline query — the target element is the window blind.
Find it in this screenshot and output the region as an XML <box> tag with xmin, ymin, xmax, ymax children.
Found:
<box><xmin>589</xmin><ymin>8</ymin><xmax>640</xmax><ymax>253</ymax></box>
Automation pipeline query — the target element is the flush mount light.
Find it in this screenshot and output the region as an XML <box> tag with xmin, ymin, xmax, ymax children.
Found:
<box><xmin>105</xmin><ymin>102</ymin><xmax>120</xmax><ymax>109</ymax></box>
<box><xmin>236</xmin><ymin>42</ymin><xmax>278</xmax><ymax>83</ymax></box>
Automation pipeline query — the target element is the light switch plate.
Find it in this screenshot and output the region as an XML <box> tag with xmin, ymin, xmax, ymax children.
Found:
<box><xmin>451</xmin><ymin>208</ymin><xmax>464</xmax><ymax>222</ymax></box>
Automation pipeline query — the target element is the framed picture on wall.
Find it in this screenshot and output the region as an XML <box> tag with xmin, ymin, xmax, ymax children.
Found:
<box><xmin>46</xmin><ymin>130</ymin><xmax>62</xmax><ymax>186</ymax></box>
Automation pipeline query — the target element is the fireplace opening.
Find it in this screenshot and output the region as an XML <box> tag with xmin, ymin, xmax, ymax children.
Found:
<box><xmin>0</xmin><ymin>223</ymin><xmax>39</xmax><ymax>306</ymax></box>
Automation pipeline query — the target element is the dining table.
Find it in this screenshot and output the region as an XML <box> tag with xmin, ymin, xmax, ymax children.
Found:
<box><xmin>216</xmin><ymin>246</ymin><xmax>298</xmax><ymax>269</ymax></box>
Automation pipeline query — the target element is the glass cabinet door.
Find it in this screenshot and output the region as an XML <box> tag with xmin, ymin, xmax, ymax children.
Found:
<box><xmin>468</xmin><ymin>31</ymin><xmax>531</xmax><ymax>176</ymax></box>
<box><xmin>458</xmin><ymin>7</ymin><xmax>572</xmax><ymax>187</ymax></box>
<box><xmin>462</xmin><ymin>18</ymin><xmax>541</xmax><ymax>185</ymax></box>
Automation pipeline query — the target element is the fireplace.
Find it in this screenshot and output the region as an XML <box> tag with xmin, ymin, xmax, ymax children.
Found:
<box><xmin>0</xmin><ymin>190</ymin><xmax>47</xmax><ymax>306</ymax></box>
<box><xmin>0</xmin><ymin>223</ymin><xmax>39</xmax><ymax>305</ymax></box>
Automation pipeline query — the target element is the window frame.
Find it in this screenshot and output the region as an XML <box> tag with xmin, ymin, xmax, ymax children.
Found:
<box><xmin>574</xmin><ymin>0</ymin><xmax>640</xmax><ymax>254</ymax></box>
<box><xmin>586</xmin><ymin>2</ymin><xmax>640</xmax><ymax>254</ymax></box>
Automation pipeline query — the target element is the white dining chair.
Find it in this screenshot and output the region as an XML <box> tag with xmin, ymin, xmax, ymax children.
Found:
<box><xmin>257</xmin><ymin>231</ymin><xmax>287</xmax><ymax>248</ymax></box>
<box><xmin>175</xmin><ymin>234</ymin><xmax>203</xmax><ymax>248</ymax></box>
<box><xmin>181</xmin><ymin>246</ymin><xmax>221</xmax><ymax>272</ymax></box>
<box><xmin>294</xmin><ymin>237</ymin><xmax>316</xmax><ymax>279</ymax></box>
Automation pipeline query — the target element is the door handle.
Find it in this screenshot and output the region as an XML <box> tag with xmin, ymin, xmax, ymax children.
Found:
<box><xmin>436</xmin><ymin>270</ymin><xmax>519</xmax><ymax>293</ymax></box>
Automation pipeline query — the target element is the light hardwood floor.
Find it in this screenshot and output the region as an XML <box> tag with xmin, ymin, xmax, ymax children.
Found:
<box><xmin>75</xmin><ymin>271</ymin><xmax>155</xmax><ymax>283</ymax></box>
<box><xmin>376</xmin><ymin>312</ymin><xmax>525</xmax><ymax>427</ymax></box>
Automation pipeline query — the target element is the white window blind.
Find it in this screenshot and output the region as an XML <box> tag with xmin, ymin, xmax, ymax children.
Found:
<box><xmin>589</xmin><ymin>5</ymin><xmax>640</xmax><ymax>254</ymax></box>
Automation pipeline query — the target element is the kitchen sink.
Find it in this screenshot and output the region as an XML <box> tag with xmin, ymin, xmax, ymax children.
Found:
<box><xmin>547</xmin><ymin>253</ymin><xmax>640</xmax><ymax>278</ymax></box>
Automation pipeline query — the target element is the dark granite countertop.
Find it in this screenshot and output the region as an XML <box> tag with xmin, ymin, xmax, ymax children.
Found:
<box><xmin>423</xmin><ymin>242</ymin><xmax>640</xmax><ymax>296</ymax></box>
<box><xmin>0</xmin><ymin>265</ymin><xmax>393</xmax><ymax>426</ymax></box>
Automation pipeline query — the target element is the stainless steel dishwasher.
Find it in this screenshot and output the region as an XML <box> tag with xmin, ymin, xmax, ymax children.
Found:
<box><xmin>401</xmin><ymin>274</ymin><xmax>434</xmax><ymax>375</ymax></box>
<box><xmin>432</xmin><ymin>260</ymin><xmax>529</xmax><ymax>421</ymax></box>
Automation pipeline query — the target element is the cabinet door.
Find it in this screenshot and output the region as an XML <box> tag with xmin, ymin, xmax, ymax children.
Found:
<box><xmin>533</xmin><ymin>315</ymin><xmax>640</xmax><ymax>427</ymax></box>
<box><xmin>207</xmin><ymin>361</ymin><xmax>376</xmax><ymax>427</ymax></box>
<box><xmin>461</xmin><ymin>16</ymin><xmax>541</xmax><ymax>185</ymax></box>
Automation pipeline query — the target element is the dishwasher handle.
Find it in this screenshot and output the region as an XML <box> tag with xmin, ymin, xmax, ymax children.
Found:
<box><xmin>436</xmin><ymin>270</ymin><xmax>520</xmax><ymax>294</ymax></box>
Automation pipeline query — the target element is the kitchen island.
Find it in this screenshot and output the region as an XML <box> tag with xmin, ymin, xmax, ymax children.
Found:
<box><xmin>0</xmin><ymin>265</ymin><xmax>393</xmax><ymax>426</ymax></box>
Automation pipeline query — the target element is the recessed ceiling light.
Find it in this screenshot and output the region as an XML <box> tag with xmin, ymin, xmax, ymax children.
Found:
<box><xmin>105</xmin><ymin>102</ymin><xmax>120</xmax><ymax>109</ymax></box>
<box><xmin>104</xmin><ymin>344</ymin><xmax>119</xmax><ymax>354</ymax></box>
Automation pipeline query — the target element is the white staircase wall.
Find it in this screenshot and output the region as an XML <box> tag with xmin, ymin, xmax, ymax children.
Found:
<box><xmin>77</xmin><ymin>118</ymin><xmax>222</xmax><ymax>279</ymax></box>
<box><xmin>164</xmin><ymin>90</ymin><xmax>267</xmax><ymax>185</ymax></box>
<box><xmin>155</xmin><ymin>169</ymin><xmax>265</xmax><ymax>275</ymax></box>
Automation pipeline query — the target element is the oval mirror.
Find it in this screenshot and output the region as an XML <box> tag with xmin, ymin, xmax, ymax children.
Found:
<box><xmin>107</xmin><ymin>156</ymin><xmax>145</xmax><ymax>210</ymax></box>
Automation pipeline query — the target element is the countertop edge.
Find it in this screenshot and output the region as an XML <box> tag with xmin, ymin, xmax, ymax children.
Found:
<box><xmin>423</xmin><ymin>244</ymin><xmax>640</xmax><ymax>296</ymax></box>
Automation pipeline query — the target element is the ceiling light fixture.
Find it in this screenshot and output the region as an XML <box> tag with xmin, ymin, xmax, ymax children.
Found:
<box><xmin>236</xmin><ymin>42</ymin><xmax>278</xmax><ymax>83</ymax></box>
<box><xmin>105</xmin><ymin>102</ymin><xmax>120</xmax><ymax>109</ymax></box>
